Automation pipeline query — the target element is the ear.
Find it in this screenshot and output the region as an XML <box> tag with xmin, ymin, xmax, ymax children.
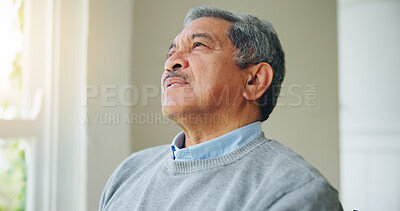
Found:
<box><xmin>243</xmin><ymin>62</ymin><xmax>273</xmax><ymax>101</ymax></box>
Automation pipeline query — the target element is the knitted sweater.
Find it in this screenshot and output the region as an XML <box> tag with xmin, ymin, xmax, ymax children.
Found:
<box><xmin>99</xmin><ymin>133</ymin><xmax>342</xmax><ymax>210</ymax></box>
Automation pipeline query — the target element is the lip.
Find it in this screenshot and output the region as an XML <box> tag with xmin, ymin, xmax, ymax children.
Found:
<box><xmin>164</xmin><ymin>77</ymin><xmax>189</xmax><ymax>89</ymax></box>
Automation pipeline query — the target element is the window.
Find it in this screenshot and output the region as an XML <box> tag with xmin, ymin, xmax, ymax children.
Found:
<box><xmin>0</xmin><ymin>0</ymin><xmax>28</xmax><ymax>210</ymax></box>
<box><xmin>0</xmin><ymin>0</ymin><xmax>88</xmax><ymax>210</ymax></box>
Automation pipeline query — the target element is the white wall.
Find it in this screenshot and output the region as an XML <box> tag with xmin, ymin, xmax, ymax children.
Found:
<box><xmin>339</xmin><ymin>0</ymin><xmax>400</xmax><ymax>210</ymax></box>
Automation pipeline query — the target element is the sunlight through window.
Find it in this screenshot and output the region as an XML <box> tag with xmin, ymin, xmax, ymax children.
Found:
<box><xmin>0</xmin><ymin>1</ymin><xmax>27</xmax><ymax>210</ymax></box>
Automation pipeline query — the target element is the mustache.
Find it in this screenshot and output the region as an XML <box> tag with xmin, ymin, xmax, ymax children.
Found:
<box><xmin>163</xmin><ymin>71</ymin><xmax>189</xmax><ymax>87</ymax></box>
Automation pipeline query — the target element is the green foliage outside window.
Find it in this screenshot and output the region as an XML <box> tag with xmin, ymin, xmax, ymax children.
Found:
<box><xmin>0</xmin><ymin>140</ymin><xmax>27</xmax><ymax>211</ymax></box>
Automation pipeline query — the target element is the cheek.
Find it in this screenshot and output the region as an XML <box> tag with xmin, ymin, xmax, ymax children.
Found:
<box><xmin>190</xmin><ymin>55</ymin><xmax>239</xmax><ymax>88</ymax></box>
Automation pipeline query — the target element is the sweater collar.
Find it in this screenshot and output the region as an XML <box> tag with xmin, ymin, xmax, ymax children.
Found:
<box><xmin>166</xmin><ymin>132</ymin><xmax>268</xmax><ymax>174</ymax></box>
<box><xmin>170</xmin><ymin>121</ymin><xmax>262</xmax><ymax>161</ymax></box>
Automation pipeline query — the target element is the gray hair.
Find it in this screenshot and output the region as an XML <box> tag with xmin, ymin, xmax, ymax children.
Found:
<box><xmin>184</xmin><ymin>6</ymin><xmax>285</xmax><ymax>122</ymax></box>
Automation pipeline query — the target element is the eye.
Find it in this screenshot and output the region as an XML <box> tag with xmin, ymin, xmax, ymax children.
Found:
<box><xmin>193</xmin><ymin>42</ymin><xmax>206</xmax><ymax>48</ymax></box>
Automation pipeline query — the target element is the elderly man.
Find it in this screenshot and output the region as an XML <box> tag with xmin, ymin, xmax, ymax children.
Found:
<box><xmin>99</xmin><ymin>6</ymin><xmax>342</xmax><ymax>210</ymax></box>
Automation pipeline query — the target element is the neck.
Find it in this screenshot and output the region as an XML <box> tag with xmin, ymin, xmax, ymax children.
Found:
<box><xmin>175</xmin><ymin>106</ymin><xmax>260</xmax><ymax>148</ymax></box>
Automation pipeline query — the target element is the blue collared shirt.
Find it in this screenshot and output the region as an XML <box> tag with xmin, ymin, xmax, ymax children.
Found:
<box><xmin>170</xmin><ymin>121</ymin><xmax>262</xmax><ymax>161</ymax></box>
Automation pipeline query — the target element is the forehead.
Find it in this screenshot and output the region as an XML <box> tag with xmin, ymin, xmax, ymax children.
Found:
<box><xmin>172</xmin><ymin>17</ymin><xmax>233</xmax><ymax>45</ymax></box>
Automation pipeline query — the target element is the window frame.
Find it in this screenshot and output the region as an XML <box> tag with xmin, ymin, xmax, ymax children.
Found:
<box><xmin>0</xmin><ymin>0</ymin><xmax>88</xmax><ymax>210</ymax></box>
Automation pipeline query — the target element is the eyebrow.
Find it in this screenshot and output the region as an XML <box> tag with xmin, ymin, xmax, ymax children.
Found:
<box><xmin>169</xmin><ymin>32</ymin><xmax>215</xmax><ymax>51</ymax></box>
<box><xmin>191</xmin><ymin>32</ymin><xmax>214</xmax><ymax>41</ymax></box>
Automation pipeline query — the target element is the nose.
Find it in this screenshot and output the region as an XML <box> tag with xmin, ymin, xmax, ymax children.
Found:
<box><xmin>164</xmin><ymin>51</ymin><xmax>189</xmax><ymax>72</ymax></box>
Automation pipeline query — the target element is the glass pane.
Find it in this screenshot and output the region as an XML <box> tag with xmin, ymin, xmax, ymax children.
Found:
<box><xmin>0</xmin><ymin>0</ymin><xmax>24</xmax><ymax>120</ymax></box>
<box><xmin>0</xmin><ymin>138</ymin><xmax>27</xmax><ymax>211</ymax></box>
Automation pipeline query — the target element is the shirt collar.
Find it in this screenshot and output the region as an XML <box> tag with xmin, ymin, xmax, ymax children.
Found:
<box><xmin>170</xmin><ymin>121</ymin><xmax>262</xmax><ymax>161</ymax></box>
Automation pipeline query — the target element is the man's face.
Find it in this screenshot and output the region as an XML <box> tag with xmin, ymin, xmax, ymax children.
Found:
<box><xmin>161</xmin><ymin>17</ymin><xmax>247</xmax><ymax>121</ymax></box>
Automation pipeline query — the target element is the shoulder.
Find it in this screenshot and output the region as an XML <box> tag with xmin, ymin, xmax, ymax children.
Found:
<box><xmin>99</xmin><ymin>144</ymin><xmax>170</xmax><ymax>207</ymax></box>
<box><xmin>267</xmin><ymin>177</ymin><xmax>342</xmax><ymax>210</ymax></box>
<box><xmin>261</xmin><ymin>139</ymin><xmax>332</xmax><ymax>182</ymax></box>
<box><xmin>112</xmin><ymin>144</ymin><xmax>170</xmax><ymax>179</ymax></box>
<box><xmin>247</xmin><ymin>137</ymin><xmax>340</xmax><ymax>209</ymax></box>
<box><xmin>122</xmin><ymin>144</ymin><xmax>170</xmax><ymax>165</ymax></box>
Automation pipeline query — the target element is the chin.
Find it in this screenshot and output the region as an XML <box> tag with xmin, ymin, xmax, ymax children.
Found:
<box><xmin>162</xmin><ymin>105</ymin><xmax>186</xmax><ymax>118</ymax></box>
<box><xmin>161</xmin><ymin>103</ymin><xmax>201</xmax><ymax>122</ymax></box>
<box><xmin>161</xmin><ymin>106</ymin><xmax>173</xmax><ymax>119</ymax></box>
